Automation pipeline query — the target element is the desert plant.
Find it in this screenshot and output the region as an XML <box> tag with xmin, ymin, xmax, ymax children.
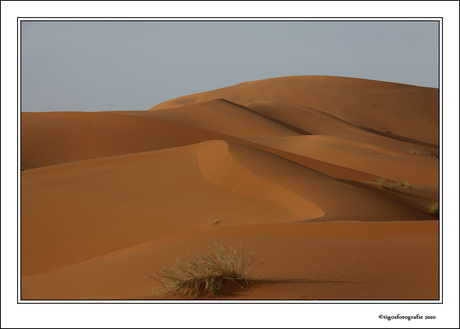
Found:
<box><xmin>377</xmin><ymin>177</ymin><xmax>393</xmax><ymax>189</ymax></box>
<box><xmin>427</xmin><ymin>202</ymin><xmax>439</xmax><ymax>217</ymax></box>
<box><xmin>424</xmin><ymin>152</ymin><xmax>439</xmax><ymax>159</ymax></box>
<box><xmin>397</xmin><ymin>178</ymin><xmax>412</xmax><ymax>189</ymax></box>
<box><xmin>152</xmin><ymin>244</ymin><xmax>261</xmax><ymax>299</ymax></box>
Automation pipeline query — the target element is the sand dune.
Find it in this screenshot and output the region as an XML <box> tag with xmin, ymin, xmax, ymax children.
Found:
<box><xmin>21</xmin><ymin>76</ymin><xmax>439</xmax><ymax>300</ymax></box>
<box><xmin>22</xmin><ymin>221</ymin><xmax>438</xmax><ymax>300</ymax></box>
<box><xmin>150</xmin><ymin>76</ymin><xmax>438</xmax><ymax>145</ymax></box>
<box><xmin>244</xmin><ymin>100</ymin><xmax>438</xmax><ymax>152</ymax></box>
<box><xmin>245</xmin><ymin>135</ymin><xmax>438</xmax><ymax>185</ymax></box>
<box><xmin>138</xmin><ymin>99</ymin><xmax>303</xmax><ymax>138</ymax></box>
<box><xmin>21</xmin><ymin>111</ymin><xmax>227</xmax><ymax>169</ymax></box>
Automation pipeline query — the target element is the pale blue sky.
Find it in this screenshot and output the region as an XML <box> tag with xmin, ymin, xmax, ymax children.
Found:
<box><xmin>21</xmin><ymin>20</ymin><xmax>439</xmax><ymax>112</ymax></box>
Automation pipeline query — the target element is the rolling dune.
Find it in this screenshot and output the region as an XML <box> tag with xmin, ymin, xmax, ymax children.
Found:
<box><xmin>21</xmin><ymin>76</ymin><xmax>439</xmax><ymax>300</ymax></box>
<box><xmin>150</xmin><ymin>76</ymin><xmax>438</xmax><ymax>145</ymax></box>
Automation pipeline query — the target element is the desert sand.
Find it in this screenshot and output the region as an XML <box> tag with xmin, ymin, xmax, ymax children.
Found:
<box><xmin>21</xmin><ymin>76</ymin><xmax>439</xmax><ymax>300</ymax></box>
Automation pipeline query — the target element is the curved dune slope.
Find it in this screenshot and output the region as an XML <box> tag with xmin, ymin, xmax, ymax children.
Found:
<box><xmin>21</xmin><ymin>138</ymin><xmax>434</xmax><ymax>277</ymax></box>
<box><xmin>21</xmin><ymin>111</ymin><xmax>225</xmax><ymax>169</ymax></box>
<box><xmin>150</xmin><ymin>76</ymin><xmax>438</xmax><ymax>146</ymax></box>
<box><xmin>21</xmin><ymin>76</ymin><xmax>439</xmax><ymax>300</ymax></box>
<box><xmin>22</xmin><ymin>141</ymin><xmax>310</xmax><ymax>276</ymax></box>
<box><xmin>140</xmin><ymin>99</ymin><xmax>303</xmax><ymax>138</ymax></box>
<box><xmin>246</xmin><ymin>134</ymin><xmax>438</xmax><ymax>185</ymax></box>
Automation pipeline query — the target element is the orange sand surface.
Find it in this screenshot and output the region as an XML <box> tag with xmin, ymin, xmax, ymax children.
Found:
<box><xmin>21</xmin><ymin>76</ymin><xmax>439</xmax><ymax>300</ymax></box>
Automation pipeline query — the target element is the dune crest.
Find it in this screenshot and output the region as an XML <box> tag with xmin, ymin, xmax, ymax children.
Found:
<box><xmin>149</xmin><ymin>76</ymin><xmax>438</xmax><ymax>146</ymax></box>
<box><xmin>195</xmin><ymin>140</ymin><xmax>325</xmax><ymax>220</ymax></box>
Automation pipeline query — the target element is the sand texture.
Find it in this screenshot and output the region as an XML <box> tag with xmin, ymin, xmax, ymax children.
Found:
<box><xmin>21</xmin><ymin>76</ymin><xmax>439</xmax><ymax>300</ymax></box>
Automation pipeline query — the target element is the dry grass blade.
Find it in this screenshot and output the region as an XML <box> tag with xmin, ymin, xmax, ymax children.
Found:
<box><xmin>377</xmin><ymin>177</ymin><xmax>393</xmax><ymax>190</ymax></box>
<box><xmin>397</xmin><ymin>178</ymin><xmax>412</xmax><ymax>189</ymax></box>
<box><xmin>152</xmin><ymin>244</ymin><xmax>261</xmax><ymax>299</ymax></box>
<box><xmin>427</xmin><ymin>202</ymin><xmax>439</xmax><ymax>217</ymax></box>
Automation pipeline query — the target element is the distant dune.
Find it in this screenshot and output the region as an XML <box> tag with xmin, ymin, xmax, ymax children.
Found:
<box><xmin>21</xmin><ymin>76</ymin><xmax>439</xmax><ymax>300</ymax></box>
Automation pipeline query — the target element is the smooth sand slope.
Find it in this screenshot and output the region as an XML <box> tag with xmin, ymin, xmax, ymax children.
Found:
<box><xmin>21</xmin><ymin>76</ymin><xmax>439</xmax><ymax>300</ymax></box>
